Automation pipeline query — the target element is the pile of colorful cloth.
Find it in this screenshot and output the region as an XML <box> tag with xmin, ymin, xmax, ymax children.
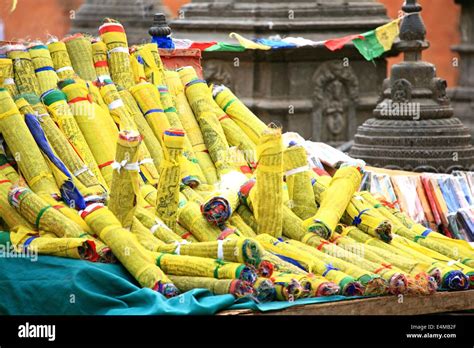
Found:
<box><xmin>0</xmin><ymin>18</ymin><xmax>472</xmax><ymax>309</ymax></box>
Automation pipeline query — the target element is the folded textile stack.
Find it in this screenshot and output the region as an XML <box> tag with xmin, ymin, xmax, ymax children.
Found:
<box><xmin>0</xmin><ymin>18</ymin><xmax>472</xmax><ymax>308</ymax></box>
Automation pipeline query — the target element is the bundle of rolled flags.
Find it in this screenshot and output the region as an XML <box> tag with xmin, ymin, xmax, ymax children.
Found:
<box><xmin>0</xmin><ymin>18</ymin><xmax>472</xmax><ymax>305</ymax></box>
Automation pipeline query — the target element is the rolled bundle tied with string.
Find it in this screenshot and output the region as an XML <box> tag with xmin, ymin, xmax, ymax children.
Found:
<box><xmin>64</xmin><ymin>34</ymin><xmax>97</xmax><ymax>81</ymax></box>
<box><xmin>207</xmin><ymin>91</ymin><xmax>257</xmax><ymax>165</ymax></box>
<box><xmin>91</xmin><ymin>40</ymin><xmax>111</xmax><ymax>82</ymax></box>
<box><xmin>329</xmin><ymin>238</ymin><xmax>409</xmax><ymax>295</ymax></box>
<box><xmin>108</xmin><ymin>130</ymin><xmax>142</xmax><ymax>228</ymax></box>
<box><xmin>135</xmin><ymin>43</ymin><xmax>166</xmax><ymax>85</ymax></box>
<box><xmin>360</xmin><ymin>191</ymin><xmax>474</xmax><ymax>268</ymax></box>
<box><xmin>119</xmin><ymin>88</ymin><xmax>163</xmax><ymax>158</ymax></box>
<box><xmin>10</xmin><ymin>226</ymin><xmax>99</xmax><ymax>261</ymax></box>
<box><xmin>283</xmin><ymin>145</ymin><xmax>317</xmax><ymax>220</ymax></box>
<box><xmin>15</xmin><ymin>94</ymin><xmax>105</xmax><ymax>200</ymax></box>
<box><xmin>236</xmin><ymin>204</ymin><xmax>259</xmax><ymax>232</ymax></box>
<box><xmin>341</xmin><ymin>194</ymin><xmax>393</xmax><ymax>243</ymax></box>
<box><xmin>99</xmin><ymin>81</ymin><xmax>135</xmax><ymax>130</ymax></box>
<box><xmin>155</xmin><ymin>129</ymin><xmax>185</xmax><ymax>231</ymax></box>
<box><xmin>252</xmin><ymin>277</ymin><xmax>276</xmax><ymax>302</ymax></box>
<box><xmin>99</xmin><ymin>20</ymin><xmax>134</xmax><ymax>89</ymax></box>
<box><xmin>303</xmin><ymin>165</ymin><xmax>362</xmax><ymax>240</ymax></box>
<box><xmin>179</xmin><ymin>67</ymin><xmax>233</xmax><ymax>177</ymax></box>
<box><xmin>41</xmin><ymin>89</ymin><xmax>107</xmax><ymax>189</ymax></box>
<box><xmin>275</xmin><ymin>271</ymin><xmax>314</xmax><ymax>298</ymax></box>
<box><xmin>334</xmin><ymin>224</ymin><xmax>439</xmax><ymax>280</ymax></box>
<box><xmin>47</xmin><ymin>40</ymin><xmax>76</xmax><ymax>80</ymax></box>
<box><xmin>130</xmin><ymin>217</ymin><xmax>167</xmax><ymax>251</ymax></box>
<box><xmin>213</xmin><ymin>85</ymin><xmax>267</xmax><ymax>144</ymax></box>
<box><xmin>28</xmin><ymin>44</ymin><xmax>59</xmax><ymax>95</ymax></box>
<box><xmin>81</xmin><ymin>204</ymin><xmax>179</xmax><ymax>296</ymax></box>
<box><xmin>387</xmin><ymin>235</ymin><xmax>469</xmax><ymax>291</ymax></box>
<box><xmin>165</xmin><ymin>70</ymin><xmax>217</xmax><ymax>184</ymax></box>
<box><xmin>174</xmin><ymin>223</ymin><xmax>199</xmax><ymax>243</ymax></box>
<box><xmin>119</xmin><ymin>89</ymin><xmax>163</xmax><ymax>176</ymax></box>
<box><xmin>0</xmin><ymin>58</ymin><xmax>19</xmax><ymax>96</ymax></box>
<box><xmin>304</xmin><ymin>273</ymin><xmax>340</xmax><ymax>297</ymax></box>
<box><xmin>271</xmin><ymin>274</ymin><xmax>305</xmax><ymax>301</ymax></box>
<box><xmin>0</xmin><ymin>90</ymin><xmax>59</xmax><ymax>196</ymax></box>
<box><xmin>168</xmin><ymin>275</ymin><xmax>255</xmax><ymax>298</ymax></box>
<box><xmin>228</xmin><ymin>213</ymin><xmax>257</xmax><ymax>238</ymax></box>
<box><xmin>287</xmin><ymin>238</ymin><xmax>389</xmax><ymax>296</ymax></box>
<box><xmin>0</xmin><ymin>175</ymin><xmax>34</xmax><ymax>230</ymax></box>
<box><xmin>60</xmin><ymin>80</ymin><xmax>116</xmax><ymax>188</ymax></box>
<box><xmin>130</xmin><ymin>51</ymin><xmax>147</xmax><ymax>85</ymax></box>
<box><xmin>249</xmin><ymin>127</ymin><xmax>284</xmax><ymax>237</ymax></box>
<box><xmin>227</xmin><ymin>146</ymin><xmax>254</xmax><ymax>178</ymax></box>
<box><xmin>311</xmin><ymin>175</ymin><xmax>332</xmax><ymax>204</ymax></box>
<box><xmin>256</xmin><ymin>233</ymin><xmax>365</xmax><ymax>296</ymax></box>
<box><xmin>155</xmin><ymin>237</ymin><xmax>265</xmax><ymax>270</ymax></box>
<box><xmin>178</xmin><ymin>201</ymin><xmax>221</xmax><ymax>242</ymax></box>
<box><xmin>134</xmin><ymin>205</ymin><xmax>183</xmax><ymax>243</ymax></box>
<box><xmin>130</xmin><ymin>82</ymin><xmax>170</xmax><ymax>142</ymax></box>
<box><xmin>8</xmin><ymin>186</ymin><xmax>85</xmax><ymax>239</ymax></box>
<box><xmin>151</xmin><ymin>251</ymin><xmax>258</xmax><ymax>284</ymax></box>
<box><xmin>0</xmin><ymin>153</ymin><xmax>20</xmax><ymax>185</ymax></box>
<box><xmin>6</xmin><ymin>47</ymin><xmax>41</xmax><ymax>95</ymax></box>
<box><xmin>158</xmin><ymin>84</ymin><xmax>204</xmax><ymax>187</ymax></box>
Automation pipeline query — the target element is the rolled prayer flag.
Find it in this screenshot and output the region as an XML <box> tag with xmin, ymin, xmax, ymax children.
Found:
<box><xmin>64</xmin><ymin>34</ymin><xmax>97</xmax><ymax>81</ymax></box>
<box><xmin>303</xmin><ymin>165</ymin><xmax>362</xmax><ymax>240</ymax></box>
<box><xmin>28</xmin><ymin>45</ymin><xmax>59</xmax><ymax>95</ymax></box>
<box><xmin>168</xmin><ymin>275</ymin><xmax>255</xmax><ymax>298</ymax></box>
<box><xmin>47</xmin><ymin>40</ymin><xmax>76</xmax><ymax>80</ymax></box>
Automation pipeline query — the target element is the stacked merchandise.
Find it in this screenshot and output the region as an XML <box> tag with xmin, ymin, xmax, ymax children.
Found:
<box><xmin>0</xmin><ymin>19</ymin><xmax>472</xmax><ymax>310</ymax></box>
<box><xmin>363</xmin><ymin>169</ymin><xmax>474</xmax><ymax>242</ymax></box>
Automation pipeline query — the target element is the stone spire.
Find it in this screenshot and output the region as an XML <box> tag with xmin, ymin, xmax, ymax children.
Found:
<box><xmin>350</xmin><ymin>0</ymin><xmax>474</xmax><ymax>172</ymax></box>
<box><xmin>70</xmin><ymin>0</ymin><xmax>169</xmax><ymax>44</ymax></box>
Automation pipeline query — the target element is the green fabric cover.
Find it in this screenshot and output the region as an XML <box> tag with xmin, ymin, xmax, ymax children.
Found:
<box><xmin>0</xmin><ymin>255</ymin><xmax>360</xmax><ymax>315</ymax></box>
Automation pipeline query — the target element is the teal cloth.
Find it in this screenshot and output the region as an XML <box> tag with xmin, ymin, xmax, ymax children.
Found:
<box><xmin>0</xmin><ymin>255</ymin><xmax>360</xmax><ymax>315</ymax></box>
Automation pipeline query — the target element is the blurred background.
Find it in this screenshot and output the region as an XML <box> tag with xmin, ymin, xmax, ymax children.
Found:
<box><xmin>0</xmin><ymin>0</ymin><xmax>461</xmax><ymax>87</ymax></box>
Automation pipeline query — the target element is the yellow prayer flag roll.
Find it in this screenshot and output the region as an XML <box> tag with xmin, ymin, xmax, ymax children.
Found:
<box><xmin>42</xmin><ymin>89</ymin><xmax>107</xmax><ymax>189</ymax></box>
<box><xmin>119</xmin><ymin>88</ymin><xmax>164</xmax><ymax>168</ymax></box>
<box><xmin>28</xmin><ymin>45</ymin><xmax>59</xmax><ymax>94</ymax></box>
<box><xmin>134</xmin><ymin>205</ymin><xmax>183</xmax><ymax>243</ymax></box>
<box><xmin>152</xmin><ymin>252</ymin><xmax>258</xmax><ymax>284</ymax></box>
<box><xmin>8</xmin><ymin>187</ymin><xmax>84</xmax><ymax>238</ymax></box>
<box><xmin>303</xmin><ymin>166</ymin><xmax>362</xmax><ymax>240</ymax></box>
<box><xmin>82</xmin><ymin>204</ymin><xmax>179</xmax><ymax>296</ymax></box>
<box><xmin>0</xmin><ymin>175</ymin><xmax>34</xmax><ymax>230</ymax></box>
<box><xmin>165</xmin><ymin>70</ymin><xmax>217</xmax><ymax>184</ymax></box>
<box><xmin>61</xmin><ymin>81</ymin><xmax>116</xmax><ymax>187</ymax></box>
<box><xmin>108</xmin><ymin>130</ymin><xmax>142</xmax><ymax>227</ymax></box>
<box><xmin>136</xmin><ymin>43</ymin><xmax>166</xmax><ymax>85</ymax></box>
<box><xmin>7</xmin><ymin>48</ymin><xmax>40</xmax><ymax>95</ymax></box>
<box><xmin>0</xmin><ymin>58</ymin><xmax>19</xmax><ymax>96</ymax></box>
<box><xmin>130</xmin><ymin>51</ymin><xmax>147</xmax><ymax>84</ymax></box>
<box><xmin>10</xmin><ymin>226</ymin><xmax>98</xmax><ymax>261</ymax></box>
<box><xmin>91</xmin><ymin>40</ymin><xmax>111</xmax><ymax>81</ymax></box>
<box><xmin>64</xmin><ymin>34</ymin><xmax>97</xmax><ymax>81</ymax></box>
<box><xmin>99</xmin><ymin>20</ymin><xmax>134</xmax><ymax>89</ymax></box>
<box><xmin>179</xmin><ymin>66</ymin><xmax>232</xmax><ymax>177</ymax></box>
<box><xmin>155</xmin><ymin>129</ymin><xmax>185</xmax><ymax>231</ymax></box>
<box><xmin>130</xmin><ymin>82</ymin><xmax>170</xmax><ymax>144</ymax></box>
<box><xmin>47</xmin><ymin>41</ymin><xmax>76</xmax><ymax>80</ymax></box>
<box><xmin>15</xmin><ymin>95</ymin><xmax>105</xmax><ymax>198</ymax></box>
<box><xmin>256</xmin><ymin>233</ymin><xmax>365</xmax><ymax>296</ymax></box>
<box><xmin>178</xmin><ymin>201</ymin><xmax>221</xmax><ymax>241</ymax></box>
<box><xmin>254</xmin><ymin>127</ymin><xmax>283</xmax><ymax>237</ymax></box>
<box><xmin>130</xmin><ymin>216</ymin><xmax>166</xmax><ymax>251</ymax></box>
<box><xmin>168</xmin><ymin>275</ymin><xmax>255</xmax><ymax>298</ymax></box>
<box><xmin>214</xmin><ymin>85</ymin><xmax>267</xmax><ymax>144</ymax></box>
<box><xmin>283</xmin><ymin>145</ymin><xmax>317</xmax><ymax>220</ymax></box>
<box><xmin>0</xmin><ymin>90</ymin><xmax>59</xmax><ymax>196</ymax></box>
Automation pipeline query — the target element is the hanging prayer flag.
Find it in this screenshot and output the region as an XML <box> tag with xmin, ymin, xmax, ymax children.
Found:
<box><xmin>229</xmin><ymin>33</ymin><xmax>271</xmax><ymax>50</ymax></box>
<box><xmin>353</xmin><ymin>19</ymin><xmax>400</xmax><ymax>61</ymax></box>
<box><xmin>324</xmin><ymin>34</ymin><xmax>364</xmax><ymax>51</ymax></box>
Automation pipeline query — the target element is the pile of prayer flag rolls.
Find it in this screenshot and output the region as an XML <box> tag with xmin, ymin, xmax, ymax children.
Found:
<box><xmin>0</xmin><ymin>18</ymin><xmax>473</xmax><ymax>309</ymax></box>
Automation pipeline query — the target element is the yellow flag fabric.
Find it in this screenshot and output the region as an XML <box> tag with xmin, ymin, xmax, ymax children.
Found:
<box><xmin>375</xmin><ymin>19</ymin><xmax>400</xmax><ymax>51</ymax></box>
<box><xmin>229</xmin><ymin>33</ymin><xmax>271</xmax><ymax>50</ymax></box>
